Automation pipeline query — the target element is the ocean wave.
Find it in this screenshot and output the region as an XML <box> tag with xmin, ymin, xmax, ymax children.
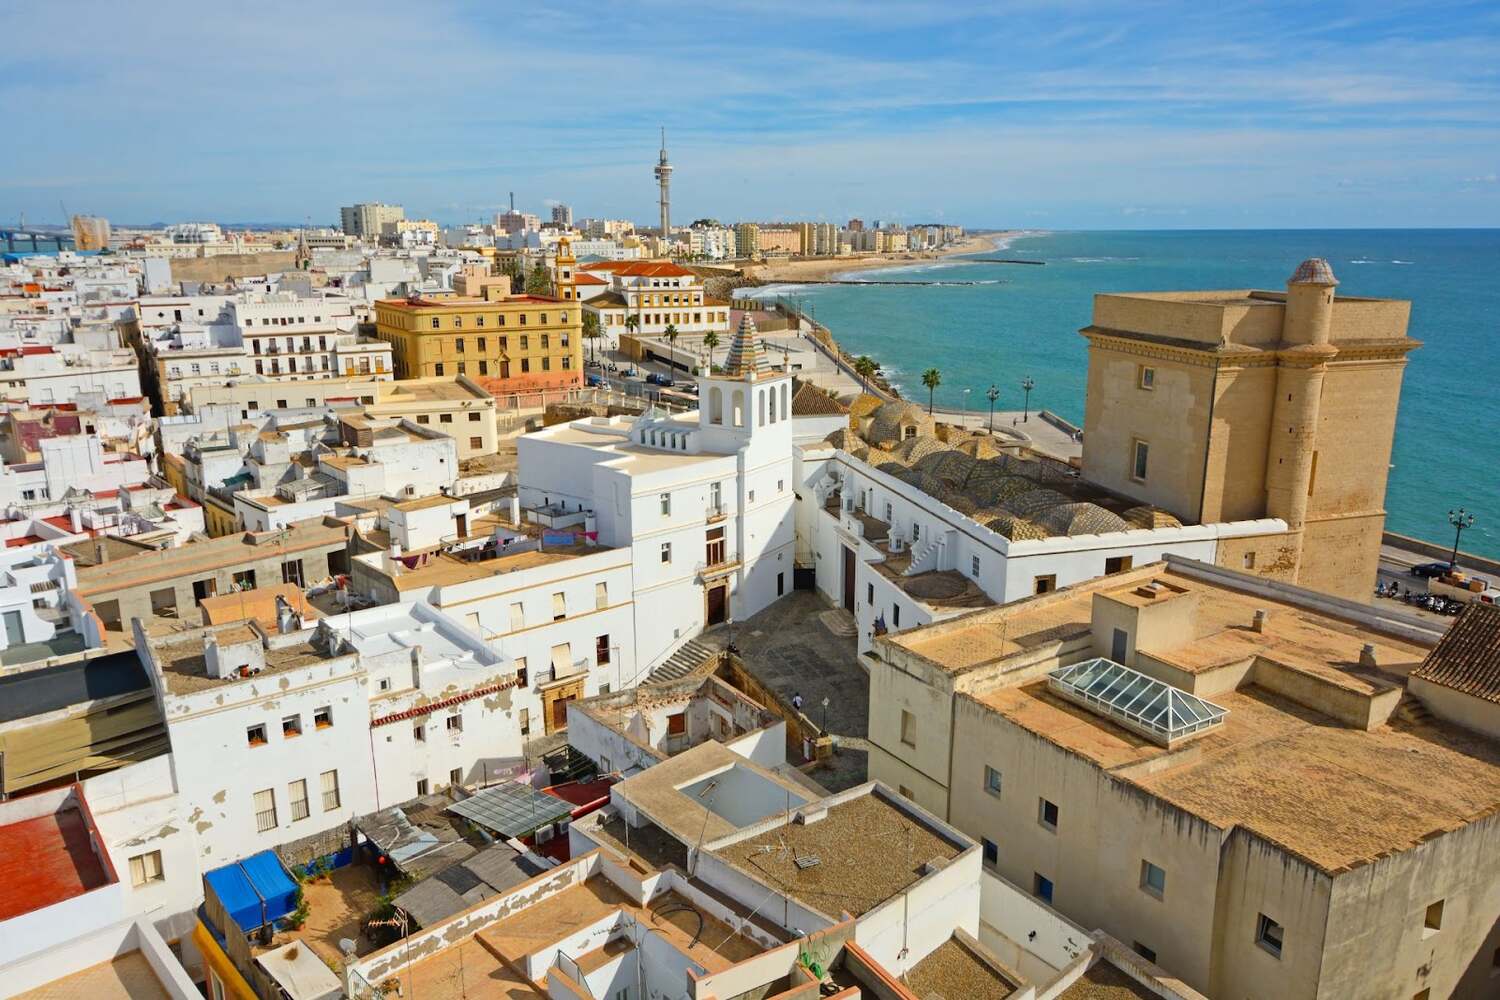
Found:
<box><xmin>1068</xmin><ymin>256</ymin><xmax>1139</xmax><ymax>263</ymax></box>
<box><xmin>1391</xmin><ymin>259</ymin><xmax>1413</xmax><ymax>264</ymax></box>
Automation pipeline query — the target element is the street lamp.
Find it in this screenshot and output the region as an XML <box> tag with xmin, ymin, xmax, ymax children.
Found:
<box><xmin>726</xmin><ymin>616</ymin><xmax>737</xmax><ymax>655</ymax></box>
<box><xmin>986</xmin><ymin>384</ymin><xmax>999</xmax><ymax>434</ymax></box>
<box><xmin>961</xmin><ymin>388</ymin><xmax>972</xmax><ymax>423</ymax></box>
<box><xmin>1447</xmin><ymin>508</ymin><xmax>1476</xmax><ymax>568</ymax></box>
<box><xmin>1020</xmin><ymin>376</ymin><xmax>1035</xmax><ymax>423</ymax></box>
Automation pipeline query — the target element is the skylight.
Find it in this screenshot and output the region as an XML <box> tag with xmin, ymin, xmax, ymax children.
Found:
<box><xmin>1047</xmin><ymin>658</ymin><xmax>1227</xmax><ymax>746</ymax></box>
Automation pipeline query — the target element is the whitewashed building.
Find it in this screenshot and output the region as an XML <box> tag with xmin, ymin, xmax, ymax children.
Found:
<box><xmin>518</xmin><ymin>317</ymin><xmax>796</xmax><ymax>671</ymax></box>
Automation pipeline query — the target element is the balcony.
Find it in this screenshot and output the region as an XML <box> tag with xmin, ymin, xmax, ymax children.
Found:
<box><xmin>697</xmin><ymin>555</ymin><xmax>741</xmax><ymax>581</ymax></box>
<box><xmin>705</xmin><ymin>502</ymin><xmax>728</xmax><ymax>524</ymax></box>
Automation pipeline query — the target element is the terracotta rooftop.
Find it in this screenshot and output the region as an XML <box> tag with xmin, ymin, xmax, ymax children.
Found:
<box><xmin>791</xmin><ymin>380</ymin><xmax>849</xmax><ymax>416</ymax></box>
<box><xmin>1410</xmin><ymin>602</ymin><xmax>1500</xmax><ymax>704</ymax></box>
<box><xmin>0</xmin><ymin>803</ymin><xmax>112</xmax><ymax>920</ymax></box>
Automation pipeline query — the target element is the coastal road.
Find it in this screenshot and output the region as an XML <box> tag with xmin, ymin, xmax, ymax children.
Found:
<box><xmin>929</xmin><ymin>404</ymin><xmax>1083</xmax><ymax>462</ymax></box>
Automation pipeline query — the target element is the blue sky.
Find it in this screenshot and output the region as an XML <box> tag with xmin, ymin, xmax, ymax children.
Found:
<box><xmin>3</xmin><ymin>0</ymin><xmax>1498</xmax><ymax>229</ymax></box>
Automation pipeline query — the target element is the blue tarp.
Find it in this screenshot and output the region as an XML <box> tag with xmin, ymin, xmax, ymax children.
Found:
<box><xmin>204</xmin><ymin>850</ymin><xmax>299</xmax><ymax>932</ymax></box>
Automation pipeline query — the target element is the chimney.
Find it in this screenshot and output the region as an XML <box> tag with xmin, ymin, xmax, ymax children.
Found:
<box><xmin>509</xmin><ymin>496</ymin><xmax>521</xmax><ymax>525</ymax></box>
<box><xmin>1252</xmin><ymin>609</ymin><xmax>1269</xmax><ymax>633</ymax></box>
<box><xmin>1359</xmin><ymin>643</ymin><xmax>1378</xmax><ymax>668</ymax></box>
<box><xmin>410</xmin><ymin>644</ymin><xmax>423</xmax><ymax>667</ymax></box>
<box><xmin>69</xmin><ymin>507</ymin><xmax>83</xmax><ymax>533</ymax></box>
<box><xmin>94</xmin><ymin>539</ymin><xmax>107</xmax><ymax>565</ymax></box>
<box><xmin>275</xmin><ymin>594</ymin><xmax>300</xmax><ymax>634</ymax></box>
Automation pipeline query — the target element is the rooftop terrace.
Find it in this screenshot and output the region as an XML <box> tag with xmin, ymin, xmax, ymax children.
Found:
<box><xmin>711</xmin><ymin>788</ymin><xmax>965</xmax><ymax>918</ymax></box>
<box><xmin>0</xmin><ymin>799</ymin><xmax>112</xmax><ymax>921</ymax></box>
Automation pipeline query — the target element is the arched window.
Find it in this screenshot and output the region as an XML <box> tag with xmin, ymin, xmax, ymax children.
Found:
<box><xmin>758</xmin><ymin>389</ymin><xmax>766</xmax><ymax>427</ymax></box>
<box><xmin>709</xmin><ymin>386</ymin><xmax>723</xmax><ymax>425</ymax></box>
<box><xmin>781</xmin><ymin>382</ymin><xmax>789</xmax><ymax>418</ymax></box>
<box><xmin>732</xmin><ymin>390</ymin><xmax>745</xmax><ymax>427</ymax></box>
<box><xmin>768</xmin><ymin>386</ymin><xmax>777</xmax><ymax>423</ymax></box>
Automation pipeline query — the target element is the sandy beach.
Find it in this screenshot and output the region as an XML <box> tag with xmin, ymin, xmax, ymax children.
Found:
<box><xmin>743</xmin><ymin>231</ymin><xmax>1019</xmax><ymax>284</ymax></box>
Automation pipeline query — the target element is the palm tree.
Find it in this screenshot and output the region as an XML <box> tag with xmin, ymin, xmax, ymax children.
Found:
<box><xmin>581</xmin><ymin>312</ymin><xmax>601</xmax><ymax>362</ymax></box>
<box><xmin>921</xmin><ymin>367</ymin><xmax>942</xmax><ymax>414</ymax></box>
<box><xmin>853</xmin><ymin>355</ymin><xmax>878</xmax><ymax>393</ymax></box>
<box><xmin>702</xmin><ymin>329</ymin><xmax>720</xmax><ymax>371</ymax></box>
<box><xmin>664</xmin><ymin>323</ymin><xmax>679</xmax><ymax>376</ymax></box>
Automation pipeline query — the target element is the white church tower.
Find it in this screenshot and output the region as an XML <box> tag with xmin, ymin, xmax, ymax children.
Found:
<box><xmin>697</xmin><ymin>315</ymin><xmax>794</xmax><ymax>463</ymax></box>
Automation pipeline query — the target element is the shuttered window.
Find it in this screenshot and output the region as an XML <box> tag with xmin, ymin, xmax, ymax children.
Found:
<box><xmin>320</xmin><ymin>769</ymin><xmax>340</xmax><ymax>811</ymax></box>
<box><xmin>254</xmin><ymin>788</ymin><xmax>277</xmax><ymax>832</ymax></box>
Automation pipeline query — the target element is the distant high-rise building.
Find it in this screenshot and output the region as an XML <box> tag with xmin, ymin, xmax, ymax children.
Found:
<box><xmin>551</xmin><ymin>203</ymin><xmax>573</xmax><ymax>228</ymax></box>
<box><xmin>654</xmin><ymin>127</ymin><xmax>672</xmax><ymax>236</ymax></box>
<box><xmin>340</xmin><ymin>202</ymin><xmax>404</xmax><ymax>239</ymax></box>
<box><xmin>847</xmin><ymin>218</ymin><xmax>865</xmax><ymax>232</ymax></box>
<box><xmin>495</xmin><ymin>209</ymin><xmax>540</xmax><ymax>234</ymax></box>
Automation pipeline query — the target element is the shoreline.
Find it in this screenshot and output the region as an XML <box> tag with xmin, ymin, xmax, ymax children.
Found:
<box><xmin>743</xmin><ymin>231</ymin><xmax>1023</xmax><ymax>285</ymax></box>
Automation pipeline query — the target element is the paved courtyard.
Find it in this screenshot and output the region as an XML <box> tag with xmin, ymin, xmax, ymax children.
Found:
<box><xmin>710</xmin><ymin>589</ymin><xmax>871</xmax><ymax>791</ymax></box>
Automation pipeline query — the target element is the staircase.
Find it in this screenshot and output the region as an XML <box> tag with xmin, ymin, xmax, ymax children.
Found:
<box><xmin>1394</xmin><ymin>694</ymin><xmax>1436</xmax><ymax>728</ymax></box>
<box><xmin>647</xmin><ymin>637</ymin><xmax>720</xmax><ymax>683</ymax></box>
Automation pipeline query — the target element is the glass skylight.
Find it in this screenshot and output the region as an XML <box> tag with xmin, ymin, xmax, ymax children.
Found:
<box><xmin>1047</xmin><ymin>658</ymin><xmax>1227</xmax><ymax>746</ymax></box>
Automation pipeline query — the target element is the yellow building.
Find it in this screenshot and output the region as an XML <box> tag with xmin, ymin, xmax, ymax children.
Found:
<box><xmin>1080</xmin><ymin>258</ymin><xmax>1418</xmax><ymax>601</ymax></box>
<box><xmin>373</xmin><ymin>250</ymin><xmax>582</xmax><ymax>394</ymax></box>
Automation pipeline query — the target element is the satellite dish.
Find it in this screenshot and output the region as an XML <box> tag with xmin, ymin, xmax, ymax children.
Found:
<box><xmin>340</xmin><ymin>937</ymin><xmax>357</xmax><ymax>957</ymax></box>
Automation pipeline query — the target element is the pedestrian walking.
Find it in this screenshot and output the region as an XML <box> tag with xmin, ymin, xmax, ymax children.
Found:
<box><xmin>791</xmin><ymin>691</ymin><xmax>804</xmax><ymax>712</ymax></box>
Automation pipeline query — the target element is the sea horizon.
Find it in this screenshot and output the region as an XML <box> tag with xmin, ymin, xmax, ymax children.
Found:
<box><xmin>751</xmin><ymin>227</ymin><xmax>1500</xmax><ymax>560</ymax></box>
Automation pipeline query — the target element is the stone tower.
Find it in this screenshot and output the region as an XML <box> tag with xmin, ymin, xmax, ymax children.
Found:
<box><xmin>653</xmin><ymin>127</ymin><xmax>672</xmax><ymax>239</ymax></box>
<box><xmin>1078</xmin><ymin>257</ymin><xmax>1419</xmax><ymax>601</ymax></box>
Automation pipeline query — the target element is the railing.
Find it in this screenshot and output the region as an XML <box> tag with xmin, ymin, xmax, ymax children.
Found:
<box><xmin>255</xmin><ymin>805</ymin><xmax>278</xmax><ymax>832</ymax></box>
<box><xmin>706</xmin><ymin>502</ymin><xmax>728</xmax><ymax>522</ymax></box>
<box><xmin>290</xmin><ymin>797</ymin><xmax>310</xmax><ymax>822</ymax></box>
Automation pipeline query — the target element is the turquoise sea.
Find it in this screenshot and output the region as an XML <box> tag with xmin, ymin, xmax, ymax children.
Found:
<box><xmin>755</xmin><ymin>230</ymin><xmax>1500</xmax><ymax>558</ymax></box>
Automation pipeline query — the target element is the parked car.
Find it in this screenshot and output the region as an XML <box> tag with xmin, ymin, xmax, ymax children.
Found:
<box><xmin>646</xmin><ymin>372</ymin><xmax>674</xmax><ymax>387</ymax></box>
<box><xmin>586</xmin><ymin>372</ymin><xmax>604</xmax><ymax>386</ymax></box>
<box><xmin>1410</xmin><ymin>562</ymin><xmax>1452</xmax><ymax>579</ymax></box>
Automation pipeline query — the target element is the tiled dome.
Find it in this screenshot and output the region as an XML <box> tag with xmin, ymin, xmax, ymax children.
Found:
<box><xmin>1289</xmin><ymin>258</ymin><xmax>1338</xmax><ymax>286</ymax></box>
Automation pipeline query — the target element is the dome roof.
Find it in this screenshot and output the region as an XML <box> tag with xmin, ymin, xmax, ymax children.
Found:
<box><xmin>1289</xmin><ymin>258</ymin><xmax>1338</xmax><ymax>286</ymax></box>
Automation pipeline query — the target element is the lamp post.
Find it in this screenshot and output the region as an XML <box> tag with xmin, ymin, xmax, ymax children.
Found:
<box><xmin>821</xmin><ymin>696</ymin><xmax>830</xmax><ymax>735</ymax></box>
<box><xmin>1020</xmin><ymin>376</ymin><xmax>1035</xmax><ymax>423</ymax></box>
<box><xmin>726</xmin><ymin>616</ymin><xmax>737</xmax><ymax>655</ymax></box>
<box><xmin>1447</xmin><ymin>508</ymin><xmax>1476</xmax><ymax>568</ymax></box>
<box><xmin>961</xmin><ymin>387</ymin><xmax>972</xmax><ymax>426</ymax></box>
<box><xmin>986</xmin><ymin>384</ymin><xmax>999</xmax><ymax>434</ymax></box>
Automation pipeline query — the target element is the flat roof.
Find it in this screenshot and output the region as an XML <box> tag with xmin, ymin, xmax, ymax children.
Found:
<box><xmin>904</xmin><ymin>936</ymin><xmax>1018</xmax><ymax>1000</ymax></box>
<box><xmin>613</xmin><ymin>741</ymin><xmax>811</xmax><ymax>845</ymax></box>
<box><xmin>75</xmin><ymin>519</ymin><xmax>349</xmax><ymax>597</ymax></box>
<box><xmin>980</xmin><ymin>679</ymin><xmax>1500</xmax><ymax>873</ymax></box>
<box><xmin>13</xmin><ymin>952</ymin><xmax>169</xmax><ymax>1000</ymax></box>
<box><xmin>887</xmin><ymin>565</ymin><xmax>1430</xmax><ymax>680</ymax></box>
<box><xmin>384</xmin><ymin>541</ymin><xmax>604</xmax><ymax>591</ymax></box>
<box><xmin>0</xmin><ymin>804</ymin><xmax>111</xmax><ymax>920</ymax></box>
<box><xmin>711</xmin><ymin>789</ymin><xmax>964</xmax><ymax>918</ymax></box>
<box><xmin>373</xmin><ymin>378</ymin><xmax>490</xmax><ymax>405</ymax></box>
<box><xmin>150</xmin><ymin>627</ymin><xmax>337</xmax><ymax>695</ymax></box>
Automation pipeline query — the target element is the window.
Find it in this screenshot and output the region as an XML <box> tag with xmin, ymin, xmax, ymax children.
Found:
<box><xmin>1033</xmin><ymin>873</ymin><xmax>1054</xmax><ymax>903</ymax></box>
<box><xmin>247</xmin><ymin>723</ymin><xmax>268</xmax><ymax>747</ymax></box>
<box><xmin>867</xmin><ymin>582</ymin><xmax>875</xmax><ymax>605</ymax></box>
<box><xmin>470</xmin><ymin>436</ymin><xmax>483</xmax><ymax>449</ymax></box>
<box><xmin>596</xmin><ymin>634</ymin><xmax>611</xmax><ymax>665</ymax></box>
<box><xmin>660</xmin><ymin>542</ymin><xmax>672</xmax><ymax>563</ymax></box>
<box><xmin>314</xmin><ymin>706</ymin><xmax>332</xmax><ymax>729</ymax></box>
<box><xmin>912</xmin><ymin>523</ymin><xmax>921</xmax><ymax>542</ymax></box>
<box><xmin>1424</xmin><ymin>899</ymin><xmax>1444</xmax><ymax>936</ymax></box>
<box><xmin>898</xmin><ymin>785</ymin><xmax>914</xmax><ymax>799</ymax></box>
<box><xmin>972</xmin><ymin>555</ymin><xmax>981</xmax><ymax>577</ymax></box>
<box><xmin>1133</xmin><ymin>942</ymin><xmax>1157</xmax><ymax>964</ymax></box>
<box><xmin>1255</xmin><ymin>913</ymin><xmax>1283</xmax><ymax>958</ymax></box>
<box><xmin>519</xmin><ymin>707</ymin><xmax>530</xmax><ymax>736</ymax></box>
<box><xmin>478</xmin><ymin>337</ymin><xmax>487</xmax><ymax>351</ymax></box>
<box><xmin>450</xmin><ymin>767</ymin><xmax>463</xmax><ymax>788</ymax></box>
<box><xmin>552</xmin><ymin>591</ymin><xmax>567</xmax><ymax>621</ymax></box>
<box><xmin>282</xmin><ymin>714</ymin><xmax>301</xmax><ymax>738</ymax></box>
<box><xmin>1138</xmin><ymin>365</ymin><xmax>1155</xmax><ymax>390</ymax></box>
<box><xmin>659</xmin><ymin>491</ymin><xmax>672</xmax><ymax>516</ymax></box>
<box><xmin>289</xmin><ymin>779</ymin><xmax>310</xmax><ymax>821</ymax></box>
<box><xmin>982</xmin><ymin>838</ymin><xmax>998</xmax><ymax>867</ymax></box>
<box><xmin>378</xmin><ymin>678</ymin><xmax>391</xmax><ymax>692</ymax></box>
<box><xmin>595</xmin><ymin>582</ymin><xmax>608</xmax><ymax>609</ymax></box>
<box><xmin>431</xmin><ymin>318</ymin><xmax>440</xmax><ymax>329</ymax></box>
<box><xmin>446</xmin><ymin>714</ymin><xmax>463</xmax><ymax>732</ymax></box>
<box><xmin>440</xmin><ymin>412</ymin><xmax>453</xmax><ymax>423</ymax></box>
<box><xmin>510</xmin><ymin>602</ymin><xmax>525</xmax><ymax>631</ymax></box>
<box><xmin>1039</xmin><ymin>798</ymin><xmax>1059</xmax><ymax>831</ymax></box>
<box><xmin>541</xmin><ymin>333</ymin><xmax>550</xmax><ymax>349</ymax></box>
<box><xmin>1105</xmin><ymin>555</ymin><xmax>1133</xmax><ymax>574</ymax></box>
<box><xmin>417</xmin><ymin>779</ymin><xmax>429</xmax><ymax>796</ymax></box>
<box><xmin>129</xmin><ymin>850</ymin><xmax>164</xmax><ymax>887</ymax></box>
<box><xmin>1243</xmin><ymin>551</ymin><xmax>1257</xmax><ymax>569</ymax></box>
<box><xmin>254</xmin><ymin>788</ymin><xmax>277</xmax><ymax>832</ymax></box>
<box><xmin>209</xmin><ymin>969</ymin><xmax>227</xmax><ymax>1000</ymax></box>
<box><xmin>1141</xmin><ymin>860</ymin><xmax>1166</xmax><ymax>898</ymax></box>
<box><xmin>455</xmin><ymin>338</ymin><xmax>465</xmax><ymax>352</ymax></box>
<box><xmin>320</xmin><ymin>769</ymin><xmax>341</xmax><ymax>811</ymax></box>
<box><xmin>900</xmin><ymin>709</ymin><xmax>916</xmax><ymax>747</ymax></box>
<box><xmin>435</xmin><ymin>362</ymin><xmax>445</xmax><ymax>376</ymax></box>
<box><xmin>1131</xmin><ymin>439</ymin><xmax>1149</xmax><ymax>481</ymax></box>
<box><xmin>414</xmin><ymin>723</ymin><xmax>425</xmax><ymax>742</ymax></box>
<box><xmin>468</xmin><ymin>411</ymin><xmax>482</xmax><ymax>422</ymax></box>
<box><xmin>1034</xmin><ymin>574</ymin><xmax>1056</xmax><ymax>595</ymax></box>
<box><xmin>984</xmin><ymin>766</ymin><xmax>1003</xmax><ymax>796</ymax></box>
